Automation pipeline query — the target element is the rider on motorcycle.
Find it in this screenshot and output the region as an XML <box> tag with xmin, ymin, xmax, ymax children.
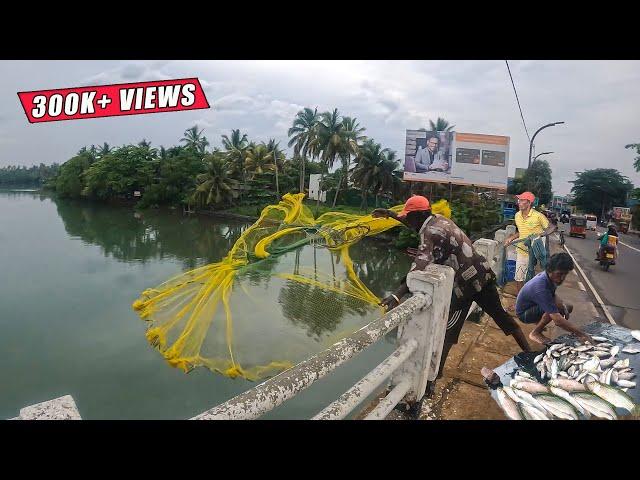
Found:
<box><xmin>596</xmin><ymin>223</ymin><xmax>618</xmax><ymax>261</ymax></box>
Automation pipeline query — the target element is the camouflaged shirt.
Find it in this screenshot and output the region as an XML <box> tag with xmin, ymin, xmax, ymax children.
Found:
<box><xmin>409</xmin><ymin>214</ymin><xmax>496</xmax><ymax>299</ymax></box>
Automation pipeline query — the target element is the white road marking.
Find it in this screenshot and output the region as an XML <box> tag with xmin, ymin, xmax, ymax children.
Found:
<box><xmin>563</xmin><ymin>244</ymin><xmax>616</xmax><ymax>325</ymax></box>
<box><xmin>620</xmin><ymin>241</ymin><xmax>640</xmax><ymax>253</ymax></box>
<box><xmin>578</xmin><ymin>282</ymin><xmax>586</xmax><ymax>291</ymax></box>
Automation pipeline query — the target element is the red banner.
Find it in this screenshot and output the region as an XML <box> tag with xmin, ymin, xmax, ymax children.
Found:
<box><xmin>17</xmin><ymin>78</ymin><xmax>210</xmax><ymax>123</ymax></box>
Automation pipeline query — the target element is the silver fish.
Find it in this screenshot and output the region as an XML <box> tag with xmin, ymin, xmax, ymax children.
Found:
<box><xmin>512</xmin><ymin>389</ymin><xmax>548</xmax><ymax>412</ymax></box>
<box><xmin>586</xmin><ymin>381</ymin><xmax>636</xmax><ymax>413</ymax></box>
<box><xmin>549</xmin><ymin>386</ymin><xmax>589</xmax><ymax>417</ymax></box>
<box><xmin>619</xmin><ymin>367</ymin><xmax>632</xmax><ymax>373</ymax></box>
<box><xmin>630</xmin><ymin>330</ymin><xmax>640</xmax><ymax>342</ymax></box>
<box><xmin>621</xmin><ymin>344</ymin><xmax>640</xmax><ymax>354</ymax></box>
<box><xmin>592</xmin><ymin>336</ymin><xmax>609</xmax><ymax>342</ymax></box>
<box><xmin>502</xmin><ymin>385</ymin><xmax>522</xmax><ymax>404</ymax></box>
<box><xmin>567</xmin><ymin>365</ymin><xmax>577</xmax><ymax>377</ymax></box>
<box><xmin>572</xmin><ymin>392</ymin><xmax>618</xmax><ymax>420</ymax></box>
<box><xmin>612</xmin><ymin>370</ymin><xmax>619</xmax><ymax>384</ymax></box>
<box><xmin>591</xmin><ymin>350</ymin><xmax>611</xmax><ymax>359</ymax></box>
<box><xmin>534</xmin><ymin>353</ymin><xmax>545</xmax><ymax>364</ymax></box>
<box><xmin>497</xmin><ymin>387</ymin><xmax>523</xmax><ymax>420</ymax></box>
<box><xmin>517</xmin><ymin>403</ymin><xmax>550</xmax><ymax>420</ymax></box>
<box><xmin>558</xmin><ymin>371</ymin><xmax>570</xmax><ymax>378</ymax></box>
<box><xmin>534</xmin><ymin>393</ymin><xmax>580</xmax><ymax>420</ymax></box>
<box><xmin>605</xmin><ymin>368</ymin><xmax>614</xmax><ymax>385</ymax></box>
<box><xmin>551</xmin><ymin>359</ymin><xmax>559</xmax><ymax>379</ymax></box>
<box><xmin>517</xmin><ymin>371</ymin><xmax>534</xmax><ymax>379</ymax></box>
<box><xmin>613</xmin><ymin>359</ymin><xmax>630</xmax><ymax>369</ymax></box>
<box><xmin>618</xmin><ymin>372</ymin><xmax>636</xmax><ymax>381</ymax></box>
<box><xmin>610</xmin><ymin>346</ymin><xmax>620</xmax><ymax>357</ymax></box>
<box><xmin>574</xmin><ymin>345</ymin><xmax>593</xmax><ymax>352</ymax></box>
<box><xmin>548</xmin><ymin>343</ymin><xmax>565</xmax><ymax>352</ymax></box>
<box><xmin>511</xmin><ymin>379</ymin><xmax>549</xmax><ymax>395</ymax></box>
<box><xmin>583</xmin><ymin>357</ymin><xmax>600</xmax><ymax>372</ymax></box>
<box><xmin>599</xmin><ymin>358</ymin><xmax>617</xmax><ymax>369</ymax></box>
<box><xmin>548</xmin><ymin>378</ymin><xmax>587</xmax><ymax>392</ymax></box>
<box><xmin>616</xmin><ymin>379</ymin><xmax>636</xmax><ymax>388</ymax></box>
<box><xmin>576</xmin><ymin>371</ymin><xmax>589</xmax><ymax>382</ymax></box>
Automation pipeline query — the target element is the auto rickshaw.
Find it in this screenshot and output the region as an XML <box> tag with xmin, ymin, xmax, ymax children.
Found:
<box><xmin>569</xmin><ymin>216</ymin><xmax>587</xmax><ymax>238</ymax></box>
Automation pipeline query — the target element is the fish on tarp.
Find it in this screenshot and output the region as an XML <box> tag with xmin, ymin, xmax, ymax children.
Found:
<box><xmin>496</xmin><ymin>387</ymin><xmax>522</xmax><ymax>420</ymax></box>
<box><xmin>586</xmin><ymin>381</ymin><xmax>637</xmax><ymax>413</ymax></box>
<box><xmin>572</xmin><ymin>392</ymin><xmax>618</xmax><ymax>420</ymax></box>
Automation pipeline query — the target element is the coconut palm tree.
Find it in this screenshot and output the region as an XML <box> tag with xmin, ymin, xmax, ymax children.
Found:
<box><xmin>428</xmin><ymin>117</ymin><xmax>455</xmax><ymax>132</ymax></box>
<box><xmin>221</xmin><ymin>129</ymin><xmax>250</xmax><ymax>200</ymax></box>
<box><xmin>181</xmin><ymin>126</ymin><xmax>210</xmax><ymax>154</ymax></box>
<box><xmin>266</xmin><ymin>138</ymin><xmax>286</xmax><ymax>198</ymax></box>
<box><xmin>373</xmin><ymin>150</ymin><xmax>400</xmax><ymax>207</ymax></box>
<box><xmin>331</xmin><ymin>116</ymin><xmax>366</xmax><ymax>207</ymax></box>
<box><xmin>192</xmin><ymin>153</ymin><xmax>239</xmax><ymax>207</ymax></box>
<box><xmin>314</xmin><ymin>109</ymin><xmax>347</xmax><ymax>211</ymax></box>
<box><xmin>98</xmin><ymin>142</ymin><xmax>113</xmax><ymax>157</ymax></box>
<box><xmin>245</xmin><ymin>143</ymin><xmax>275</xmax><ymax>177</ymax></box>
<box><xmin>351</xmin><ymin>139</ymin><xmax>390</xmax><ymax>210</ymax></box>
<box><xmin>287</xmin><ymin>107</ymin><xmax>320</xmax><ymax>193</ymax></box>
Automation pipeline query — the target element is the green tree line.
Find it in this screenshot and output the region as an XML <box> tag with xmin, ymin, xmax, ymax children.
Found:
<box><xmin>0</xmin><ymin>163</ymin><xmax>60</xmax><ymax>185</ymax></box>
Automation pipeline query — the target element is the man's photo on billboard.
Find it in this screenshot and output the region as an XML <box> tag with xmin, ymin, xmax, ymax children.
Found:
<box><xmin>413</xmin><ymin>132</ymin><xmax>451</xmax><ymax>174</ymax></box>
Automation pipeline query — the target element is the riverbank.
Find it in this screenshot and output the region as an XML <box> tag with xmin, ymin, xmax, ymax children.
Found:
<box><xmin>355</xmin><ymin>236</ymin><xmax>606</xmax><ymax>420</ymax></box>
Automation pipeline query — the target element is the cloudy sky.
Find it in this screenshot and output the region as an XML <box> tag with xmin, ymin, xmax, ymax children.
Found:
<box><xmin>1</xmin><ymin>60</ymin><xmax>639</xmax><ymax>195</ymax></box>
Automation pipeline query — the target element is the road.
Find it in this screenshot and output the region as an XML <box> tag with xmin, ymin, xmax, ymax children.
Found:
<box><xmin>560</xmin><ymin>224</ymin><xmax>640</xmax><ymax>329</ymax></box>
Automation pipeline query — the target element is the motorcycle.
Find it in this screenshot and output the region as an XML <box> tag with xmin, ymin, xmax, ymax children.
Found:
<box><xmin>596</xmin><ymin>232</ymin><xmax>617</xmax><ymax>271</ymax></box>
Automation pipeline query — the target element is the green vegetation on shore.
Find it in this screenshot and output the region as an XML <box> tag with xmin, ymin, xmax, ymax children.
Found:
<box><xmin>6</xmin><ymin>109</ymin><xmax>511</xmax><ymax>243</ymax></box>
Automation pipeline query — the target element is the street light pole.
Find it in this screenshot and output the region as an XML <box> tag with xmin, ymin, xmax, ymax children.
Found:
<box><xmin>533</xmin><ymin>151</ymin><xmax>554</xmax><ymax>162</ymax></box>
<box><xmin>528</xmin><ymin>122</ymin><xmax>564</xmax><ymax>168</ymax></box>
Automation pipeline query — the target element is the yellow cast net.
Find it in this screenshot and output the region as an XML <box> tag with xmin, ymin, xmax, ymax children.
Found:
<box><xmin>132</xmin><ymin>193</ymin><xmax>451</xmax><ymax>381</ymax></box>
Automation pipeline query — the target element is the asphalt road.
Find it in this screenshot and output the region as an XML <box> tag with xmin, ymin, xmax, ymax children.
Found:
<box><xmin>560</xmin><ymin>224</ymin><xmax>640</xmax><ymax>329</ymax></box>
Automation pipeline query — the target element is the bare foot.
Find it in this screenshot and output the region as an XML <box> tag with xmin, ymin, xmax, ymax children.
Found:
<box><xmin>529</xmin><ymin>331</ymin><xmax>551</xmax><ymax>345</ymax></box>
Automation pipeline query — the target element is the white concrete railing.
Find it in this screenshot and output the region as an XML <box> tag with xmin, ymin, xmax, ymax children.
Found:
<box><xmin>193</xmin><ymin>264</ymin><xmax>455</xmax><ymax>420</ymax></box>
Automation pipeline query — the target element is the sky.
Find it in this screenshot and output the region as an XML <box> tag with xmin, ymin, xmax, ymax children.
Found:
<box><xmin>1</xmin><ymin>60</ymin><xmax>639</xmax><ymax>195</ymax></box>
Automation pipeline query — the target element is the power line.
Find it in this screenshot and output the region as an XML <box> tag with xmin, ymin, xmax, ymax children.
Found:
<box><xmin>505</xmin><ymin>60</ymin><xmax>531</xmax><ymax>143</ymax></box>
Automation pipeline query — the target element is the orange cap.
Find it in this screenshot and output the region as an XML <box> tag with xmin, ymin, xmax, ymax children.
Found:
<box><xmin>516</xmin><ymin>191</ymin><xmax>535</xmax><ymax>203</ymax></box>
<box><xmin>398</xmin><ymin>195</ymin><xmax>431</xmax><ymax>218</ymax></box>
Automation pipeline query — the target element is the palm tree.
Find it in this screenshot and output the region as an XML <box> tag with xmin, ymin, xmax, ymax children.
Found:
<box><xmin>138</xmin><ymin>139</ymin><xmax>151</xmax><ymax>149</ymax></box>
<box><xmin>314</xmin><ymin>109</ymin><xmax>347</xmax><ymax>211</ymax></box>
<box><xmin>266</xmin><ymin>138</ymin><xmax>286</xmax><ymax>198</ymax></box>
<box><xmin>331</xmin><ymin>116</ymin><xmax>366</xmax><ymax>207</ymax></box>
<box><xmin>245</xmin><ymin>143</ymin><xmax>275</xmax><ymax>177</ymax></box>
<box><xmin>98</xmin><ymin>142</ymin><xmax>112</xmax><ymax>157</ymax></box>
<box><xmin>181</xmin><ymin>126</ymin><xmax>210</xmax><ymax>155</ymax></box>
<box><xmin>287</xmin><ymin>107</ymin><xmax>320</xmax><ymax>193</ymax></box>
<box><xmin>221</xmin><ymin>129</ymin><xmax>250</xmax><ymax>200</ymax></box>
<box><xmin>192</xmin><ymin>153</ymin><xmax>240</xmax><ymax>207</ymax></box>
<box><xmin>428</xmin><ymin>117</ymin><xmax>455</xmax><ymax>132</ymax></box>
<box><xmin>373</xmin><ymin>150</ymin><xmax>400</xmax><ymax>207</ymax></box>
<box><xmin>351</xmin><ymin>139</ymin><xmax>390</xmax><ymax>210</ymax></box>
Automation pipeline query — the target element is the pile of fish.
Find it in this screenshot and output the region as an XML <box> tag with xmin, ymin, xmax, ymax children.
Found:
<box><xmin>496</xmin><ymin>332</ymin><xmax>640</xmax><ymax>420</ymax></box>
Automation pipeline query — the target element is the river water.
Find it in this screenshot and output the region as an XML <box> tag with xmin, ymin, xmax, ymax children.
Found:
<box><xmin>0</xmin><ymin>189</ymin><xmax>410</xmax><ymax>419</ymax></box>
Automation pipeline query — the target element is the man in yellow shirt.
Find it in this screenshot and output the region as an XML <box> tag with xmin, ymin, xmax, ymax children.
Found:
<box><xmin>504</xmin><ymin>191</ymin><xmax>557</xmax><ymax>294</ymax></box>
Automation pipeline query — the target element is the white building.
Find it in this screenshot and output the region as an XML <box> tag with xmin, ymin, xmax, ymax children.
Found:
<box><xmin>308</xmin><ymin>174</ymin><xmax>327</xmax><ymax>202</ymax></box>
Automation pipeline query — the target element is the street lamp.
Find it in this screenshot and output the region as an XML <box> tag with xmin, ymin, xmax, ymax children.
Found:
<box><xmin>528</xmin><ymin>122</ymin><xmax>564</xmax><ymax>168</ymax></box>
<box><xmin>533</xmin><ymin>151</ymin><xmax>554</xmax><ymax>162</ymax></box>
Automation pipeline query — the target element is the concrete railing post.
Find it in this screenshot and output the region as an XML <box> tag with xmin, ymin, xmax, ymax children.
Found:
<box><xmin>493</xmin><ymin>229</ymin><xmax>507</xmax><ymax>285</ymax></box>
<box><xmin>390</xmin><ymin>264</ymin><xmax>455</xmax><ymax>403</ymax></box>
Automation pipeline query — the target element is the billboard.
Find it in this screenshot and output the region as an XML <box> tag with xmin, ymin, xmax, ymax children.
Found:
<box><xmin>403</xmin><ymin>131</ymin><xmax>510</xmax><ymax>189</ymax></box>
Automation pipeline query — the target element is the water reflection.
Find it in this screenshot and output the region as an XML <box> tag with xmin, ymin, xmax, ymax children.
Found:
<box><xmin>51</xmin><ymin>193</ymin><xmax>411</xmax><ymax>354</ymax></box>
<box><xmin>53</xmin><ymin>196</ymin><xmax>247</xmax><ymax>268</ymax></box>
